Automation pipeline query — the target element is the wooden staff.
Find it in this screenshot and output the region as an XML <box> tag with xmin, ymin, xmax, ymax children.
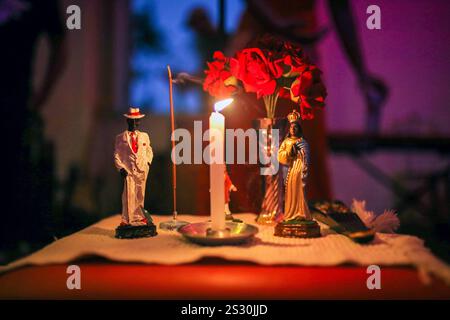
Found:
<box><xmin>167</xmin><ymin>65</ymin><xmax>177</xmax><ymax>218</ymax></box>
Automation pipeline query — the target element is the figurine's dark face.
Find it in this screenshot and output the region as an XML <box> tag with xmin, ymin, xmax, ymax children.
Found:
<box><xmin>289</xmin><ymin>122</ymin><xmax>302</xmax><ymax>138</ymax></box>
<box><xmin>127</xmin><ymin>118</ymin><xmax>140</xmax><ymax>131</ymax></box>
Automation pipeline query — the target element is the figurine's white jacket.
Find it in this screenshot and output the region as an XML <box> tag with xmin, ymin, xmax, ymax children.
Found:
<box><xmin>114</xmin><ymin>130</ymin><xmax>153</xmax><ymax>224</ymax></box>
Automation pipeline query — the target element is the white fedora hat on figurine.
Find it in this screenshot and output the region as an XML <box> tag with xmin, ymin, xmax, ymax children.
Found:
<box><xmin>124</xmin><ymin>107</ymin><xmax>145</xmax><ymax>119</ymax></box>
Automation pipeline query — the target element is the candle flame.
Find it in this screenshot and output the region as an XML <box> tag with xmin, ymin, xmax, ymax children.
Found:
<box><xmin>214</xmin><ymin>98</ymin><xmax>233</xmax><ymax>112</ymax></box>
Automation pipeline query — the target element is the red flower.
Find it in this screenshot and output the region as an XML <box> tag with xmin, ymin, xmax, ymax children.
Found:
<box><xmin>202</xmin><ymin>37</ymin><xmax>327</xmax><ymax>120</ymax></box>
<box><xmin>278</xmin><ymin>87</ymin><xmax>291</xmax><ymax>99</ymax></box>
<box><xmin>282</xmin><ymin>54</ymin><xmax>310</xmax><ymax>78</ymax></box>
<box><xmin>283</xmin><ymin>41</ymin><xmax>304</xmax><ymax>57</ymax></box>
<box><xmin>235</xmin><ymin>48</ymin><xmax>277</xmax><ymax>99</ymax></box>
<box><xmin>268</xmin><ymin>58</ymin><xmax>285</xmax><ymax>79</ymax></box>
<box><xmin>290</xmin><ymin>66</ymin><xmax>327</xmax><ymax>120</ymax></box>
<box><xmin>203</xmin><ymin>51</ymin><xmax>239</xmax><ymax>99</ymax></box>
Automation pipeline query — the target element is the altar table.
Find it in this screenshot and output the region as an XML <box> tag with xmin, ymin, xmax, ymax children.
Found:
<box><xmin>1</xmin><ymin>214</ymin><xmax>449</xmax><ymax>299</ymax></box>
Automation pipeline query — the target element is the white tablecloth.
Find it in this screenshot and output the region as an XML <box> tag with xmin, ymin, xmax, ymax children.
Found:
<box><xmin>1</xmin><ymin>214</ymin><xmax>449</xmax><ymax>285</ymax></box>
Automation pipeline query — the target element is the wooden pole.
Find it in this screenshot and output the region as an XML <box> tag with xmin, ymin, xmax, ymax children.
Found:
<box><xmin>167</xmin><ymin>65</ymin><xmax>177</xmax><ymax>218</ymax></box>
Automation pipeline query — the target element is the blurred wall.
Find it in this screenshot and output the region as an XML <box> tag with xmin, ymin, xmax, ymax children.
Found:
<box><xmin>318</xmin><ymin>0</ymin><xmax>450</xmax><ymax>134</ymax></box>
<box><xmin>34</xmin><ymin>0</ymin><xmax>133</xmax><ymax>216</ymax></box>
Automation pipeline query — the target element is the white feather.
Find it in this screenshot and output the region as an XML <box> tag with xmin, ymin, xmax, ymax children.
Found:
<box><xmin>372</xmin><ymin>209</ymin><xmax>400</xmax><ymax>233</ymax></box>
<box><xmin>351</xmin><ymin>199</ymin><xmax>400</xmax><ymax>233</ymax></box>
<box><xmin>351</xmin><ymin>199</ymin><xmax>375</xmax><ymax>227</ymax></box>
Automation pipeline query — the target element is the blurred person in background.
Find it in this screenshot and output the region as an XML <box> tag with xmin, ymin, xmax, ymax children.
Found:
<box><xmin>225</xmin><ymin>0</ymin><xmax>388</xmax><ymax>203</ymax></box>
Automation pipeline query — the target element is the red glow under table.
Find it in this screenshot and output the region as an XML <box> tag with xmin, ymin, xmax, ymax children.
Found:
<box><xmin>0</xmin><ymin>258</ymin><xmax>449</xmax><ymax>299</ymax></box>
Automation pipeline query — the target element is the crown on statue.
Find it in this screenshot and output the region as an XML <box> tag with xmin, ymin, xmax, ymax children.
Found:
<box><xmin>287</xmin><ymin>109</ymin><xmax>301</xmax><ymax>123</ymax></box>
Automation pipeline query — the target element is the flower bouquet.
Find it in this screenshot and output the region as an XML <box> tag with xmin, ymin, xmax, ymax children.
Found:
<box><xmin>203</xmin><ymin>35</ymin><xmax>327</xmax><ymax>224</ymax></box>
<box><xmin>203</xmin><ymin>35</ymin><xmax>327</xmax><ymax>120</ymax></box>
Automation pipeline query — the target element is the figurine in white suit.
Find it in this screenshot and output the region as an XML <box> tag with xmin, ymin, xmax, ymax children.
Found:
<box><xmin>114</xmin><ymin>107</ymin><xmax>153</xmax><ymax>226</ymax></box>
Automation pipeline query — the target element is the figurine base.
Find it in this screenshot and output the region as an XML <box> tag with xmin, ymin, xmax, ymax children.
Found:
<box><xmin>159</xmin><ymin>219</ymin><xmax>190</xmax><ymax>231</ymax></box>
<box><xmin>274</xmin><ymin>219</ymin><xmax>321</xmax><ymax>238</ymax></box>
<box><xmin>255</xmin><ymin>211</ymin><xmax>283</xmax><ymax>226</ymax></box>
<box><xmin>115</xmin><ymin>223</ymin><xmax>157</xmax><ymax>239</ymax></box>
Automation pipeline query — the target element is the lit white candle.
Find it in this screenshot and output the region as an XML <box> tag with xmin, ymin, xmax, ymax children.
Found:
<box><xmin>209</xmin><ymin>98</ymin><xmax>233</xmax><ymax>231</ymax></box>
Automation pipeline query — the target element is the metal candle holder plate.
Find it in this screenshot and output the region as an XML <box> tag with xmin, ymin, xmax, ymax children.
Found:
<box><xmin>178</xmin><ymin>221</ymin><xmax>259</xmax><ymax>246</ymax></box>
